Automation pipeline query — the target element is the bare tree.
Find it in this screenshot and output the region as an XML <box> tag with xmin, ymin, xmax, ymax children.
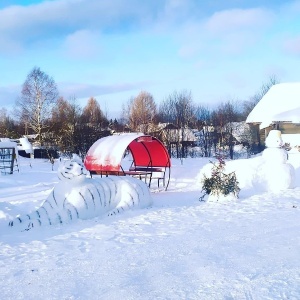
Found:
<box><xmin>80</xmin><ymin>97</ymin><xmax>110</xmax><ymax>154</ymax></box>
<box><xmin>81</xmin><ymin>97</ymin><xmax>107</xmax><ymax>126</ymax></box>
<box><xmin>15</xmin><ymin>67</ymin><xmax>59</xmax><ymax>146</ymax></box>
<box><xmin>0</xmin><ymin>108</ymin><xmax>18</xmax><ymax>138</ymax></box>
<box><xmin>194</xmin><ymin>105</ymin><xmax>213</xmax><ymax>157</ymax></box>
<box><xmin>211</xmin><ymin>100</ymin><xmax>241</xmax><ymax>158</ymax></box>
<box><xmin>174</xmin><ymin>90</ymin><xmax>195</xmax><ymax>159</ymax></box>
<box><xmin>158</xmin><ymin>97</ymin><xmax>177</xmax><ymax>155</ymax></box>
<box><xmin>243</xmin><ymin>75</ymin><xmax>280</xmax><ymax>118</ymax></box>
<box><xmin>50</xmin><ymin>96</ymin><xmax>82</xmax><ymax>155</ymax></box>
<box><xmin>160</xmin><ymin>90</ymin><xmax>195</xmax><ymax>159</ymax></box>
<box><xmin>128</xmin><ymin>91</ymin><xmax>157</xmax><ymax>134</ymax></box>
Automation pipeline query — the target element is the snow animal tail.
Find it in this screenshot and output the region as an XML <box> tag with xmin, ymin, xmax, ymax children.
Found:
<box><xmin>8</xmin><ymin>154</ymin><xmax>87</xmax><ymax>231</ymax></box>
<box><xmin>8</xmin><ymin>188</ymin><xmax>79</xmax><ymax>231</ymax></box>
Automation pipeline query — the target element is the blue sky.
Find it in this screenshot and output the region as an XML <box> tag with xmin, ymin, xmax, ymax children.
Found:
<box><xmin>1</xmin><ymin>0</ymin><xmax>300</xmax><ymax>118</ymax></box>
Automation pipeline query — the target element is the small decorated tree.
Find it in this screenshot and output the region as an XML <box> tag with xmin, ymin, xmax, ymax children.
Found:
<box><xmin>200</xmin><ymin>156</ymin><xmax>240</xmax><ymax>201</ymax></box>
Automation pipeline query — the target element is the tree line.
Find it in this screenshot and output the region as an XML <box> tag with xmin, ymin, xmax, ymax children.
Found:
<box><xmin>0</xmin><ymin>67</ymin><xmax>279</xmax><ymax>159</ymax></box>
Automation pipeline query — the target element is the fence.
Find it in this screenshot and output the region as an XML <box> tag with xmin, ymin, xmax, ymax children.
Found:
<box><xmin>0</xmin><ymin>147</ymin><xmax>19</xmax><ymax>174</ymax></box>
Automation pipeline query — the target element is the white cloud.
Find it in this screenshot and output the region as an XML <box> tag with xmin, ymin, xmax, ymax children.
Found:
<box><xmin>0</xmin><ymin>1</ymin><xmax>277</xmax><ymax>60</ymax></box>
<box><xmin>161</xmin><ymin>0</ymin><xmax>196</xmax><ymax>22</ymax></box>
<box><xmin>0</xmin><ymin>34</ymin><xmax>23</xmax><ymax>55</ymax></box>
<box><xmin>282</xmin><ymin>36</ymin><xmax>300</xmax><ymax>56</ymax></box>
<box><xmin>0</xmin><ymin>0</ymin><xmax>156</xmax><ymax>36</ymax></box>
<box><xmin>262</xmin><ymin>65</ymin><xmax>286</xmax><ymax>80</ymax></box>
<box><xmin>62</xmin><ymin>30</ymin><xmax>101</xmax><ymax>59</ymax></box>
<box><xmin>204</xmin><ymin>8</ymin><xmax>274</xmax><ymax>34</ymax></box>
<box><xmin>178</xmin><ymin>43</ymin><xmax>201</xmax><ymax>58</ymax></box>
<box><xmin>0</xmin><ymin>85</ymin><xmax>21</xmax><ymax>109</ymax></box>
<box><xmin>176</xmin><ymin>7</ymin><xmax>274</xmax><ymax>59</ymax></box>
<box><xmin>280</xmin><ymin>0</ymin><xmax>300</xmax><ymax>16</ymax></box>
<box><xmin>217</xmin><ymin>31</ymin><xmax>259</xmax><ymax>55</ymax></box>
<box><xmin>225</xmin><ymin>72</ymin><xmax>248</xmax><ymax>89</ymax></box>
<box><xmin>58</xmin><ymin>80</ymin><xmax>152</xmax><ymax>99</ymax></box>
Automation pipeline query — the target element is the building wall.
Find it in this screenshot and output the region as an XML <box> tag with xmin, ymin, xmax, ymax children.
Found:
<box><xmin>280</xmin><ymin>123</ymin><xmax>300</xmax><ymax>134</ymax></box>
<box><xmin>263</xmin><ymin>123</ymin><xmax>300</xmax><ymax>147</ymax></box>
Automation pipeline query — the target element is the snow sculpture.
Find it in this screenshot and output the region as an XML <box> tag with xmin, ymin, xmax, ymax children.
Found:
<box><xmin>261</xmin><ymin>130</ymin><xmax>295</xmax><ymax>192</ymax></box>
<box><xmin>8</xmin><ymin>155</ymin><xmax>152</xmax><ymax>231</ymax></box>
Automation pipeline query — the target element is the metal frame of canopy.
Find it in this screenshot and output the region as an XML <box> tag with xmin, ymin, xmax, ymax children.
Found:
<box><xmin>84</xmin><ymin>133</ymin><xmax>171</xmax><ymax>190</ymax></box>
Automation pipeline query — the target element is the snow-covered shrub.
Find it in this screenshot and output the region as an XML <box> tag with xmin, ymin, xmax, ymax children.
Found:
<box><xmin>200</xmin><ymin>156</ymin><xmax>240</xmax><ymax>201</ymax></box>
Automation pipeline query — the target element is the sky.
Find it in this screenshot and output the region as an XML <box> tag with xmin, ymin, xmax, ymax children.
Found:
<box><xmin>1</xmin><ymin>0</ymin><xmax>300</xmax><ymax>118</ymax></box>
<box><xmin>1</xmin><ymin>142</ymin><xmax>300</xmax><ymax>298</ymax></box>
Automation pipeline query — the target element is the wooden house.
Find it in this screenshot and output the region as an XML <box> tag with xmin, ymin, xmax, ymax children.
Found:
<box><xmin>246</xmin><ymin>82</ymin><xmax>300</xmax><ymax>149</ymax></box>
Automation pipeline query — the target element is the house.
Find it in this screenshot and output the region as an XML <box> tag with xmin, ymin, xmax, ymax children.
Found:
<box><xmin>152</xmin><ymin>123</ymin><xmax>198</xmax><ymax>157</ymax></box>
<box><xmin>154</xmin><ymin>123</ymin><xmax>197</xmax><ymax>144</ymax></box>
<box><xmin>246</xmin><ymin>82</ymin><xmax>300</xmax><ymax>148</ymax></box>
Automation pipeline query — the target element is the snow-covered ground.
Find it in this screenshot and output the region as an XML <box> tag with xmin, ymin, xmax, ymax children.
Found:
<box><xmin>1</xmin><ymin>152</ymin><xmax>300</xmax><ymax>300</ymax></box>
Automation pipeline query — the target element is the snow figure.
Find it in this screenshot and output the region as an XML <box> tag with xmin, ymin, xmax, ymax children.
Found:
<box><xmin>261</xmin><ymin>130</ymin><xmax>295</xmax><ymax>192</ymax></box>
<box><xmin>8</xmin><ymin>154</ymin><xmax>152</xmax><ymax>231</ymax></box>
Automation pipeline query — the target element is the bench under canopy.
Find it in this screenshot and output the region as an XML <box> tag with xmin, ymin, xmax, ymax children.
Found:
<box><xmin>84</xmin><ymin>133</ymin><xmax>171</xmax><ymax>189</ymax></box>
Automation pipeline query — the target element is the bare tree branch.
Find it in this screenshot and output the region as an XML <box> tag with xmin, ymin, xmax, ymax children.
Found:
<box><xmin>15</xmin><ymin>67</ymin><xmax>59</xmax><ymax>146</ymax></box>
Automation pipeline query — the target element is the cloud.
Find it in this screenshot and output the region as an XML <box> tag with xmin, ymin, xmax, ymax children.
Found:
<box><xmin>176</xmin><ymin>7</ymin><xmax>274</xmax><ymax>58</ymax></box>
<box><xmin>0</xmin><ymin>0</ymin><xmax>278</xmax><ymax>59</ymax></box>
<box><xmin>62</xmin><ymin>30</ymin><xmax>102</xmax><ymax>59</ymax></box>
<box><xmin>282</xmin><ymin>36</ymin><xmax>300</xmax><ymax>56</ymax></box>
<box><xmin>204</xmin><ymin>8</ymin><xmax>274</xmax><ymax>34</ymax></box>
<box><xmin>0</xmin><ymin>35</ymin><xmax>23</xmax><ymax>55</ymax></box>
<box><xmin>0</xmin><ymin>85</ymin><xmax>21</xmax><ymax>109</ymax></box>
<box><xmin>224</xmin><ymin>72</ymin><xmax>248</xmax><ymax>89</ymax></box>
<box><xmin>0</xmin><ymin>0</ymin><xmax>162</xmax><ymax>54</ymax></box>
<box><xmin>262</xmin><ymin>65</ymin><xmax>286</xmax><ymax>80</ymax></box>
<box><xmin>0</xmin><ymin>0</ymin><xmax>213</xmax><ymax>55</ymax></box>
<box><xmin>58</xmin><ymin>80</ymin><xmax>153</xmax><ymax>99</ymax></box>
<box><xmin>178</xmin><ymin>43</ymin><xmax>201</xmax><ymax>58</ymax></box>
<box><xmin>0</xmin><ymin>80</ymin><xmax>153</xmax><ymax>114</ymax></box>
<box><xmin>280</xmin><ymin>0</ymin><xmax>300</xmax><ymax>15</ymax></box>
<box><xmin>160</xmin><ymin>0</ymin><xmax>197</xmax><ymax>23</ymax></box>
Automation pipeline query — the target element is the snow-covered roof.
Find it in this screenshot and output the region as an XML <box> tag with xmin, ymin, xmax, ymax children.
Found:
<box><xmin>0</xmin><ymin>140</ymin><xmax>19</xmax><ymax>159</ymax></box>
<box><xmin>246</xmin><ymin>82</ymin><xmax>300</xmax><ymax>129</ymax></box>
<box><xmin>0</xmin><ymin>141</ymin><xmax>18</xmax><ymax>149</ymax></box>
<box><xmin>19</xmin><ymin>137</ymin><xmax>33</xmax><ymax>154</ymax></box>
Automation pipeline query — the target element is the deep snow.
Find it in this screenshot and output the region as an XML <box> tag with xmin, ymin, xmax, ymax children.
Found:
<box><xmin>0</xmin><ymin>151</ymin><xmax>300</xmax><ymax>300</ymax></box>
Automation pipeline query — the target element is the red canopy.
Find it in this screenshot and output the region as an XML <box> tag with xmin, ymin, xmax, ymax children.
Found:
<box><xmin>84</xmin><ymin>133</ymin><xmax>171</xmax><ymax>172</ymax></box>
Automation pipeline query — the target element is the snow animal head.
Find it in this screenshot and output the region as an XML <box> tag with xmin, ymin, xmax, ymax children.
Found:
<box><xmin>58</xmin><ymin>154</ymin><xmax>88</xmax><ymax>181</ymax></box>
<box><xmin>265</xmin><ymin>130</ymin><xmax>283</xmax><ymax>148</ymax></box>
